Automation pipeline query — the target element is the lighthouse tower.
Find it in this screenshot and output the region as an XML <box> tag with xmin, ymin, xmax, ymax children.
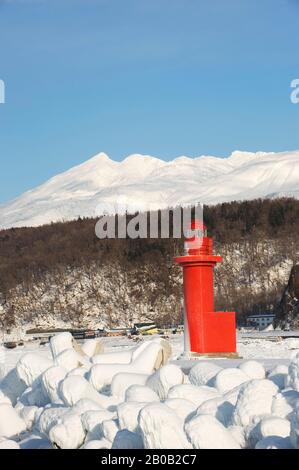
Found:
<box><xmin>175</xmin><ymin>220</ymin><xmax>236</xmax><ymax>356</ymax></box>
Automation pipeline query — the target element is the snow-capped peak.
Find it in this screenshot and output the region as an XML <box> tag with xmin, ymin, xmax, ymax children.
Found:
<box><xmin>1</xmin><ymin>149</ymin><xmax>299</xmax><ymax>229</ymax></box>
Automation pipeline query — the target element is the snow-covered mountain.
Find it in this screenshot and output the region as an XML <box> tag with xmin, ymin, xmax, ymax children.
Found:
<box><xmin>1</xmin><ymin>149</ymin><xmax>299</xmax><ymax>229</ymax></box>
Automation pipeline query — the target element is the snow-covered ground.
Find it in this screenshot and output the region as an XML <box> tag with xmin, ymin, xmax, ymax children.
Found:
<box><xmin>1</xmin><ymin>331</ymin><xmax>299</xmax><ymax>449</ymax></box>
<box><xmin>3</xmin><ymin>331</ymin><xmax>299</xmax><ymax>373</ymax></box>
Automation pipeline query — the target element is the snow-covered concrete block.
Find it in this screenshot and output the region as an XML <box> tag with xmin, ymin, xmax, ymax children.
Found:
<box><xmin>81</xmin><ymin>339</ymin><xmax>104</xmax><ymax>358</ymax></box>
<box><xmin>37</xmin><ymin>406</ymin><xmax>69</xmax><ymax>436</ymax></box>
<box><xmin>41</xmin><ymin>365</ymin><xmax>67</xmax><ymax>404</ymax></box>
<box><xmin>16</xmin><ymin>353</ymin><xmax>53</xmax><ymax>387</ymax></box>
<box><xmin>102</xmin><ymin>418</ymin><xmax>119</xmax><ymax>443</ymax></box>
<box><xmin>189</xmin><ymin>361</ymin><xmax>222</xmax><ymax>387</ymax></box>
<box><xmin>59</xmin><ymin>375</ymin><xmax>115</xmax><ymax>408</ymax></box>
<box><xmin>146</xmin><ymin>364</ymin><xmax>184</xmax><ymax>400</ymax></box>
<box><xmin>50</xmin><ymin>332</ymin><xmax>74</xmax><ymax>358</ymax></box>
<box><xmin>49</xmin><ymin>411</ymin><xmax>86</xmax><ymax>449</ymax></box>
<box><xmin>168</xmin><ymin>384</ymin><xmax>220</xmax><ymax>407</ymax></box>
<box><xmin>81</xmin><ymin>409</ymin><xmax>116</xmax><ymax>440</ymax></box>
<box><xmin>0</xmin><ymin>404</ymin><xmax>27</xmax><ymax>438</ymax></box>
<box><xmin>89</xmin><ymin>342</ymin><xmax>167</xmax><ymax>391</ymax></box>
<box><xmin>238</xmin><ymin>360</ymin><xmax>265</xmax><ymax>380</ymax></box>
<box><xmin>290</xmin><ymin>402</ymin><xmax>299</xmax><ymax>448</ymax></box>
<box><xmin>287</xmin><ymin>353</ymin><xmax>299</xmax><ymax>391</ymax></box>
<box><xmin>19</xmin><ymin>405</ymin><xmax>39</xmax><ymax>431</ymax></box>
<box><xmin>197</xmin><ymin>397</ymin><xmax>234</xmax><ymax>427</ymax></box>
<box><xmin>260</xmin><ymin>416</ymin><xmax>290</xmax><ymax>439</ymax></box>
<box><xmin>164</xmin><ymin>398</ymin><xmax>196</xmax><ymax>422</ymax></box>
<box><xmin>125</xmin><ymin>385</ymin><xmax>159</xmax><ymax>403</ymax></box>
<box><xmin>232</xmin><ymin>379</ymin><xmax>279</xmax><ymax>427</ymax></box>
<box><xmin>54</xmin><ymin>349</ymin><xmax>90</xmax><ymax>372</ymax></box>
<box><xmin>117</xmin><ymin>401</ymin><xmax>147</xmax><ymax>433</ymax></box>
<box><xmin>111</xmin><ymin>372</ymin><xmax>148</xmax><ymax>400</ymax></box>
<box><xmin>272</xmin><ymin>390</ymin><xmax>299</xmax><ymax>419</ymax></box>
<box><xmin>227</xmin><ymin>425</ymin><xmax>246</xmax><ymax>448</ymax></box>
<box><xmin>138</xmin><ymin>403</ymin><xmax>191</xmax><ymax>449</ymax></box>
<box><xmin>212</xmin><ymin>367</ymin><xmax>249</xmax><ymax>394</ymax></box>
<box><xmin>72</xmin><ymin>398</ymin><xmax>105</xmax><ymax>415</ymax></box>
<box><xmin>185</xmin><ymin>414</ymin><xmax>240</xmax><ymax>449</ymax></box>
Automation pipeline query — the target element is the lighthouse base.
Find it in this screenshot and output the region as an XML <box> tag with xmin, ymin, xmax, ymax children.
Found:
<box><xmin>179</xmin><ymin>351</ymin><xmax>241</xmax><ymax>360</ymax></box>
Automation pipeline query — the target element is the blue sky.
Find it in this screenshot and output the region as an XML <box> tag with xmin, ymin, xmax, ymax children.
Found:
<box><xmin>0</xmin><ymin>0</ymin><xmax>299</xmax><ymax>203</ymax></box>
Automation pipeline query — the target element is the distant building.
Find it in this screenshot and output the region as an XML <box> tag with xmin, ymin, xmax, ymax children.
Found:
<box><xmin>246</xmin><ymin>314</ymin><xmax>275</xmax><ymax>329</ymax></box>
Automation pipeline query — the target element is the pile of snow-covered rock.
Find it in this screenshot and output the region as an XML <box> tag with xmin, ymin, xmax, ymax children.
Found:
<box><xmin>1</xmin><ymin>332</ymin><xmax>299</xmax><ymax>449</ymax></box>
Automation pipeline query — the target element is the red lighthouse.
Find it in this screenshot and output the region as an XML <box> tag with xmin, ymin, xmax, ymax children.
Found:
<box><xmin>175</xmin><ymin>220</ymin><xmax>236</xmax><ymax>356</ymax></box>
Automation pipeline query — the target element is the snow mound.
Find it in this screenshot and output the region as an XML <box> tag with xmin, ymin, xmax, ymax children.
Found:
<box><xmin>0</xmin><ymin>403</ymin><xmax>27</xmax><ymax>438</ymax></box>
<box><xmin>117</xmin><ymin>401</ymin><xmax>147</xmax><ymax>433</ymax></box>
<box><xmin>168</xmin><ymin>384</ymin><xmax>220</xmax><ymax>407</ymax></box>
<box><xmin>286</xmin><ymin>352</ymin><xmax>299</xmax><ymax>391</ymax></box>
<box><xmin>125</xmin><ymin>385</ymin><xmax>159</xmax><ymax>403</ymax></box>
<box><xmin>185</xmin><ymin>414</ymin><xmax>240</xmax><ymax>449</ymax></box>
<box><xmin>138</xmin><ymin>403</ymin><xmax>191</xmax><ymax>449</ymax></box>
<box><xmin>164</xmin><ymin>398</ymin><xmax>196</xmax><ymax>422</ymax></box>
<box><xmin>238</xmin><ymin>361</ymin><xmax>265</xmax><ymax>380</ymax></box>
<box><xmin>232</xmin><ymin>379</ymin><xmax>279</xmax><ymax>427</ymax></box>
<box><xmin>146</xmin><ymin>364</ymin><xmax>184</xmax><ymax>400</ymax></box>
<box><xmin>111</xmin><ymin>372</ymin><xmax>148</xmax><ymax>400</ymax></box>
<box><xmin>213</xmin><ymin>367</ymin><xmax>249</xmax><ymax>393</ymax></box>
<box><xmin>16</xmin><ymin>353</ymin><xmax>53</xmax><ymax>387</ymax></box>
<box><xmin>189</xmin><ymin>361</ymin><xmax>222</xmax><ymax>387</ymax></box>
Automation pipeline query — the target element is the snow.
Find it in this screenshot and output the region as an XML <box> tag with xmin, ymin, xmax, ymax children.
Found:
<box><xmin>41</xmin><ymin>366</ymin><xmax>67</xmax><ymax>404</ymax></box>
<box><xmin>125</xmin><ymin>385</ymin><xmax>159</xmax><ymax>403</ymax></box>
<box><xmin>111</xmin><ymin>372</ymin><xmax>148</xmax><ymax>400</ymax></box>
<box><xmin>185</xmin><ymin>414</ymin><xmax>240</xmax><ymax>449</ymax></box>
<box><xmin>146</xmin><ymin>364</ymin><xmax>185</xmax><ymax>400</ymax></box>
<box><xmin>168</xmin><ymin>384</ymin><xmax>220</xmax><ymax>407</ymax></box>
<box><xmin>2</xmin><ymin>150</ymin><xmax>299</xmax><ymax>230</ymax></box>
<box><xmin>232</xmin><ymin>379</ymin><xmax>279</xmax><ymax>427</ymax></box>
<box><xmin>138</xmin><ymin>403</ymin><xmax>191</xmax><ymax>449</ymax></box>
<box><xmin>286</xmin><ymin>352</ymin><xmax>299</xmax><ymax>391</ymax></box>
<box><xmin>212</xmin><ymin>368</ymin><xmax>249</xmax><ymax>393</ymax></box>
<box><xmin>117</xmin><ymin>401</ymin><xmax>147</xmax><ymax>433</ymax></box>
<box><xmin>16</xmin><ymin>353</ymin><xmax>53</xmax><ymax>387</ymax></box>
<box><xmin>49</xmin><ymin>411</ymin><xmax>85</xmax><ymax>449</ymax></box>
<box><xmin>164</xmin><ymin>398</ymin><xmax>196</xmax><ymax>422</ymax></box>
<box><xmin>2</xmin><ymin>331</ymin><xmax>299</xmax><ymax>449</ymax></box>
<box><xmin>238</xmin><ymin>360</ymin><xmax>266</xmax><ymax>380</ymax></box>
<box><xmin>188</xmin><ymin>361</ymin><xmax>222</xmax><ymax>387</ymax></box>
<box><xmin>0</xmin><ymin>404</ymin><xmax>27</xmax><ymax>438</ymax></box>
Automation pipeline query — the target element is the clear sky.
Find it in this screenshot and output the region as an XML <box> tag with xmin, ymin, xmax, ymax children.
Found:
<box><xmin>0</xmin><ymin>0</ymin><xmax>299</xmax><ymax>203</ymax></box>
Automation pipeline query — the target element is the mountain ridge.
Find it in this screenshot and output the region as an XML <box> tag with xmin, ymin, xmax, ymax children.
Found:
<box><xmin>1</xmin><ymin>149</ymin><xmax>299</xmax><ymax>229</ymax></box>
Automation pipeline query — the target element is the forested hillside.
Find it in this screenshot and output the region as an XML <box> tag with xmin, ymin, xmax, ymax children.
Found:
<box><xmin>0</xmin><ymin>198</ymin><xmax>298</xmax><ymax>332</ymax></box>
